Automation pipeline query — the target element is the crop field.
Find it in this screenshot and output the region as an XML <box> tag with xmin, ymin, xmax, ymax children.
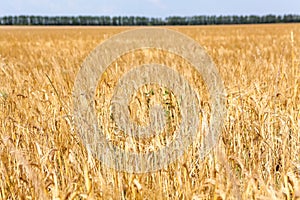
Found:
<box><xmin>0</xmin><ymin>24</ymin><xmax>299</xmax><ymax>199</ymax></box>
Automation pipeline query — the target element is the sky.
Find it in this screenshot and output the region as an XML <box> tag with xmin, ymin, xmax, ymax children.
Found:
<box><xmin>1</xmin><ymin>0</ymin><xmax>300</xmax><ymax>17</ymax></box>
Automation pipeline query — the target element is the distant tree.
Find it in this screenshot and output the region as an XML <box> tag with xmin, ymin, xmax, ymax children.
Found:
<box><xmin>136</xmin><ymin>16</ymin><xmax>149</xmax><ymax>25</ymax></box>
<box><xmin>1</xmin><ymin>14</ymin><xmax>300</xmax><ymax>26</ymax></box>
<box><xmin>112</xmin><ymin>16</ymin><xmax>119</xmax><ymax>25</ymax></box>
<box><xmin>105</xmin><ymin>16</ymin><xmax>111</xmax><ymax>25</ymax></box>
<box><xmin>128</xmin><ymin>16</ymin><xmax>134</xmax><ymax>25</ymax></box>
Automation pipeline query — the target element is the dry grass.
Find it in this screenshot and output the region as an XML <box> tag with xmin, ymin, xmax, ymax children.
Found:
<box><xmin>0</xmin><ymin>24</ymin><xmax>299</xmax><ymax>199</ymax></box>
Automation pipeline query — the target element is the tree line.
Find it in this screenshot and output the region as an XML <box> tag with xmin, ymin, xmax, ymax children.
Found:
<box><xmin>0</xmin><ymin>15</ymin><xmax>300</xmax><ymax>26</ymax></box>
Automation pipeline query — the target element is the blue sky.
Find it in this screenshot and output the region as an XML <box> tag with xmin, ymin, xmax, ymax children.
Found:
<box><xmin>1</xmin><ymin>0</ymin><xmax>300</xmax><ymax>17</ymax></box>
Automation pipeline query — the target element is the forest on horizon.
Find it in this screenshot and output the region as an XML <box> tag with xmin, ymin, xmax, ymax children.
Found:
<box><xmin>1</xmin><ymin>14</ymin><xmax>300</xmax><ymax>26</ymax></box>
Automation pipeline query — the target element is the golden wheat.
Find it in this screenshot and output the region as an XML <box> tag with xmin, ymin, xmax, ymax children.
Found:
<box><xmin>0</xmin><ymin>24</ymin><xmax>299</xmax><ymax>199</ymax></box>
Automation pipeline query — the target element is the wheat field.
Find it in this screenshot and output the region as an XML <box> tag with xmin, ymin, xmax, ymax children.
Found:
<box><xmin>0</xmin><ymin>24</ymin><xmax>299</xmax><ymax>199</ymax></box>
